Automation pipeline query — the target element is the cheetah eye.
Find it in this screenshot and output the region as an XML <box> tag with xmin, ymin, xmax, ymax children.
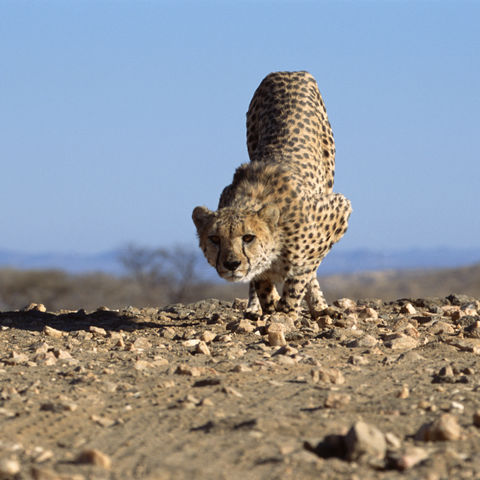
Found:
<box><xmin>208</xmin><ymin>235</ymin><xmax>220</xmax><ymax>245</ymax></box>
<box><xmin>242</xmin><ymin>234</ymin><xmax>256</xmax><ymax>244</ymax></box>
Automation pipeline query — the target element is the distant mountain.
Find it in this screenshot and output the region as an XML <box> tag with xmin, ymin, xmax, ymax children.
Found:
<box><xmin>319</xmin><ymin>247</ymin><xmax>480</xmax><ymax>275</ymax></box>
<box><xmin>0</xmin><ymin>246</ymin><xmax>478</xmax><ymax>277</ymax></box>
<box><xmin>0</xmin><ymin>249</ymin><xmax>122</xmax><ymax>274</ymax></box>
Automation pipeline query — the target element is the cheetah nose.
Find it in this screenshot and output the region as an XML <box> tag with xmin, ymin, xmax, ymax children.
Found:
<box><xmin>223</xmin><ymin>260</ymin><xmax>241</xmax><ymax>271</ymax></box>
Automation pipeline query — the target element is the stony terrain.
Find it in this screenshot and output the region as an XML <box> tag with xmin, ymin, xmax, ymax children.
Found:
<box><xmin>0</xmin><ymin>294</ymin><xmax>480</xmax><ymax>479</ymax></box>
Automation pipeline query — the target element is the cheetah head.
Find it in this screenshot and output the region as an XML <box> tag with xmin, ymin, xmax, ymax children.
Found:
<box><xmin>192</xmin><ymin>204</ymin><xmax>280</xmax><ymax>282</ymax></box>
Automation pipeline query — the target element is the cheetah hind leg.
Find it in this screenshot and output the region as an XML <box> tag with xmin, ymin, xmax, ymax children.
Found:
<box><xmin>305</xmin><ymin>276</ymin><xmax>328</xmax><ymax>319</ymax></box>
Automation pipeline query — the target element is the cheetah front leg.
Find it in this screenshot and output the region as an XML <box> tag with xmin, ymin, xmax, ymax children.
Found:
<box><xmin>305</xmin><ymin>275</ymin><xmax>328</xmax><ymax>318</ymax></box>
<box><xmin>276</xmin><ymin>273</ymin><xmax>311</xmax><ymax>321</ymax></box>
<box><xmin>246</xmin><ymin>279</ymin><xmax>280</xmax><ymax>318</ymax></box>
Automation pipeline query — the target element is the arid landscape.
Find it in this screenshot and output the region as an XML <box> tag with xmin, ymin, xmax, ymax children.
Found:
<box><xmin>0</xmin><ymin>264</ymin><xmax>480</xmax><ymax>479</ymax></box>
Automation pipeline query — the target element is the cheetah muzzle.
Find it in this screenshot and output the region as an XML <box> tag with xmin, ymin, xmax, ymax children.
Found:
<box><xmin>193</xmin><ymin>71</ymin><xmax>352</xmax><ymax>321</ymax></box>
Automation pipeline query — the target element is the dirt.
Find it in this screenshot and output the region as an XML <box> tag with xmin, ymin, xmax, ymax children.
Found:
<box><xmin>1</xmin><ymin>294</ymin><xmax>480</xmax><ymax>480</ymax></box>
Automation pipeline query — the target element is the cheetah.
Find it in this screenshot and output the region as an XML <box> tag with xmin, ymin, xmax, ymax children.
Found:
<box><xmin>193</xmin><ymin>71</ymin><xmax>352</xmax><ymax>320</ymax></box>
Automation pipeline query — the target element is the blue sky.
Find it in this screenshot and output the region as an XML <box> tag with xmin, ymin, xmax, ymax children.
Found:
<box><xmin>1</xmin><ymin>0</ymin><xmax>479</xmax><ymax>254</ymax></box>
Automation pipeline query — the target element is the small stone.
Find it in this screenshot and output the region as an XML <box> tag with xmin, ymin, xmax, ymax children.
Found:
<box><xmin>183</xmin><ymin>339</ymin><xmax>200</xmax><ymax>348</ymax></box>
<box><xmin>133</xmin><ymin>360</ymin><xmax>152</xmax><ymax>371</ymax></box>
<box><xmin>267</xmin><ymin>323</ymin><xmax>287</xmax><ymax>346</ymax></box>
<box><xmin>400</xmin><ymin>303</ymin><xmax>417</xmax><ymax>315</ymax></box>
<box><xmin>385</xmin><ymin>432</ymin><xmax>402</xmax><ymax>449</ymax></box>
<box><xmin>397</xmin><ymin>384</ymin><xmax>410</xmax><ymax>399</ymax></box>
<box><xmin>311</xmin><ymin>367</ymin><xmax>345</xmax><ymax>385</ymax></box>
<box><xmin>196</xmin><ymin>341</ymin><xmax>211</xmax><ymax>356</ymax></box>
<box><xmin>222</xmin><ymin>386</ymin><xmax>243</xmax><ymax>397</ymax></box>
<box><xmin>429</xmin><ymin>321</ymin><xmax>455</xmax><ymax>335</ymax></box>
<box><xmin>394</xmin><ymin>446</ymin><xmax>429</xmax><ymax>470</ymax></box>
<box><xmin>130</xmin><ymin>337</ymin><xmax>151</xmax><ymax>351</ymax></box>
<box><xmin>231</xmin><ymin>364</ymin><xmax>252</xmax><ymax>373</ymax></box>
<box><xmin>344</xmin><ymin>421</ymin><xmax>386</xmax><ymax>461</ymax></box>
<box><xmin>358</xmin><ymin>307</ymin><xmax>378</xmax><ymax>320</ymax></box>
<box><xmin>91</xmin><ymin>414</ymin><xmax>116</xmax><ymax>428</ymax></box>
<box><xmin>175</xmin><ymin>364</ymin><xmax>202</xmax><ymax>377</ymax></box>
<box><xmin>89</xmin><ymin>326</ymin><xmax>107</xmax><ymax>336</ymax></box>
<box><xmin>0</xmin><ymin>456</ymin><xmax>20</xmax><ymax>477</ymax></box>
<box><xmin>348</xmin><ymin>355</ymin><xmax>369</xmax><ymax>365</ymax></box>
<box><xmin>415</xmin><ymin>413</ymin><xmax>462</xmax><ymax>442</ymax></box>
<box><xmin>316</xmin><ymin>315</ymin><xmax>333</xmax><ymax>328</ymax></box>
<box><xmin>334</xmin><ymin>298</ymin><xmax>357</xmax><ymax>309</ymax></box>
<box><xmin>76</xmin><ymin>449</ymin><xmax>111</xmax><ymax>469</ymax></box>
<box><xmin>384</xmin><ymin>333</ymin><xmax>418</xmax><ymax>350</ymax></box>
<box><xmin>236</xmin><ymin>319</ymin><xmax>255</xmax><ymax>334</ymax></box>
<box><xmin>200</xmin><ymin>331</ymin><xmax>216</xmax><ymax>343</ymax></box>
<box><xmin>348</xmin><ymin>334</ymin><xmax>377</xmax><ymax>348</ymax></box>
<box><xmin>324</xmin><ymin>392</ymin><xmax>351</xmax><ymax>408</ymax></box>
<box><xmin>8</xmin><ymin>351</ymin><xmax>29</xmax><ymax>364</ymax></box>
<box><xmin>24</xmin><ymin>303</ymin><xmax>47</xmax><ymax>312</ymax></box>
<box><xmin>43</xmin><ymin>326</ymin><xmax>64</xmax><ymax>339</ymax></box>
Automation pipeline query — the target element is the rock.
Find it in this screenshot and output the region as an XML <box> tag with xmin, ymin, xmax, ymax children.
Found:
<box><xmin>348</xmin><ymin>354</ymin><xmax>369</xmax><ymax>365</ymax></box>
<box><xmin>397</xmin><ymin>384</ymin><xmax>410</xmax><ymax>399</ymax></box>
<box><xmin>391</xmin><ymin>446</ymin><xmax>429</xmax><ymax>470</ymax></box>
<box><xmin>384</xmin><ymin>432</ymin><xmax>402</xmax><ymax>449</ymax></box>
<box><xmin>347</xmin><ymin>334</ymin><xmax>378</xmax><ymax>348</ymax></box>
<box><xmin>183</xmin><ymin>339</ymin><xmax>200</xmax><ymax>348</ymax></box>
<box><xmin>200</xmin><ymin>330</ymin><xmax>216</xmax><ymax>343</ymax></box>
<box><xmin>316</xmin><ymin>315</ymin><xmax>333</xmax><ymax>328</ymax></box>
<box><xmin>235</xmin><ymin>319</ymin><xmax>255</xmax><ymax>333</ymax></box>
<box><xmin>0</xmin><ymin>456</ymin><xmax>20</xmax><ymax>478</ymax></box>
<box><xmin>267</xmin><ymin>323</ymin><xmax>286</xmax><ymax>346</ymax></box>
<box><xmin>415</xmin><ymin>413</ymin><xmax>462</xmax><ymax>441</ymax></box>
<box><xmin>196</xmin><ymin>341</ymin><xmax>211</xmax><ymax>355</ymax></box>
<box><xmin>384</xmin><ymin>333</ymin><xmax>418</xmax><ymax>350</ymax></box>
<box><xmin>130</xmin><ymin>337</ymin><xmax>152</xmax><ymax>351</ymax></box>
<box><xmin>400</xmin><ymin>303</ymin><xmax>417</xmax><ymax>315</ymax></box>
<box><xmin>345</xmin><ymin>421</ymin><xmax>387</xmax><ymax>461</ymax></box>
<box><xmin>344</xmin><ymin>421</ymin><xmax>386</xmax><ymax>461</ymax></box>
<box><xmin>76</xmin><ymin>449</ymin><xmax>111</xmax><ymax>469</ymax></box>
<box><xmin>24</xmin><ymin>303</ymin><xmax>46</xmax><ymax>312</ymax></box>
<box><xmin>324</xmin><ymin>392</ymin><xmax>351</xmax><ymax>408</ymax></box>
<box><xmin>334</xmin><ymin>298</ymin><xmax>357</xmax><ymax>309</ymax></box>
<box><xmin>358</xmin><ymin>307</ymin><xmax>378</xmax><ymax>320</ymax></box>
<box><xmin>311</xmin><ymin>367</ymin><xmax>345</xmax><ymax>385</ymax></box>
<box><xmin>89</xmin><ymin>326</ymin><xmax>107</xmax><ymax>336</ymax></box>
<box><xmin>43</xmin><ymin>326</ymin><xmax>64</xmax><ymax>339</ymax></box>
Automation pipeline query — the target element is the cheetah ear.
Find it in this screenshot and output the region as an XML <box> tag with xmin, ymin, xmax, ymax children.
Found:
<box><xmin>192</xmin><ymin>206</ymin><xmax>215</xmax><ymax>231</ymax></box>
<box><xmin>258</xmin><ymin>204</ymin><xmax>279</xmax><ymax>227</ymax></box>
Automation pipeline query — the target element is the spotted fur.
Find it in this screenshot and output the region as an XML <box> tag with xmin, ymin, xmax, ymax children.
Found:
<box><xmin>193</xmin><ymin>71</ymin><xmax>352</xmax><ymax>319</ymax></box>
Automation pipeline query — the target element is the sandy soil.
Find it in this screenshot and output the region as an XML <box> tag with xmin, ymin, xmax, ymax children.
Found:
<box><xmin>0</xmin><ymin>294</ymin><xmax>480</xmax><ymax>480</ymax></box>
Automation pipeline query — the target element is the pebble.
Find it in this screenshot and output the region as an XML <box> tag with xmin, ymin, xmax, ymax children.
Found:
<box><xmin>235</xmin><ymin>319</ymin><xmax>255</xmax><ymax>334</ymax></box>
<box><xmin>344</xmin><ymin>421</ymin><xmax>386</xmax><ymax>461</ymax></box>
<box><xmin>89</xmin><ymin>326</ymin><xmax>107</xmax><ymax>336</ymax></box>
<box><xmin>324</xmin><ymin>392</ymin><xmax>351</xmax><ymax>408</ymax></box>
<box><xmin>196</xmin><ymin>341</ymin><xmax>211</xmax><ymax>356</ymax></box>
<box><xmin>0</xmin><ymin>456</ymin><xmax>20</xmax><ymax>477</ymax></box>
<box><xmin>429</xmin><ymin>321</ymin><xmax>455</xmax><ymax>335</ymax></box>
<box><xmin>267</xmin><ymin>323</ymin><xmax>286</xmax><ymax>347</ymax></box>
<box><xmin>43</xmin><ymin>326</ymin><xmax>64</xmax><ymax>339</ymax></box>
<box><xmin>200</xmin><ymin>330</ymin><xmax>216</xmax><ymax>343</ymax></box>
<box><xmin>400</xmin><ymin>303</ymin><xmax>417</xmax><ymax>315</ymax></box>
<box><xmin>393</xmin><ymin>446</ymin><xmax>429</xmax><ymax>470</ymax></box>
<box><xmin>311</xmin><ymin>367</ymin><xmax>345</xmax><ymax>385</ymax></box>
<box><xmin>24</xmin><ymin>303</ymin><xmax>47</xmax><ymax>312</ymax></box>
<box><xmin>358</xmin><ymin>307</ymin><xmax>378</xmax><ymax>320</ymax></box>
<box><xmin>348</xmin><ymin>354</ymin><xmax>369</xmax><ymax>365</ymax></box>
<box><xmin>76</xmin><ymin>449</ymin><xmax>111</xmax><ymax>469</ymax></box>
<box><xmin>415</xmin><ymin>413</ymin><xmax>462</xmax><ymax>441</ymax></box>
<box><xmin>334</xmin><ymin>298</ymin><xmax>357</xmax><ymax>309</ymax></box>
<box><xmin>348</xmin><ymin>334</ymin><xmax>377</xmax><ymax>348</ymax></box>
<box><xmin>396</xmin><ymin>384</ymin><xmax>410</xmax><ymax>399</ymax></box>
<box><xmin>384</xmin><ymin>333</ymin><xmax>418</xmax><ymax>350</ymax></box>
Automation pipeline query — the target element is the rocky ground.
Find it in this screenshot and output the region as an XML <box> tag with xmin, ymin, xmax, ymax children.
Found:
<box><xmin>0</xmin><ymin>294</ymin><xmax>480</xmax><ymax>480</ymax></box>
